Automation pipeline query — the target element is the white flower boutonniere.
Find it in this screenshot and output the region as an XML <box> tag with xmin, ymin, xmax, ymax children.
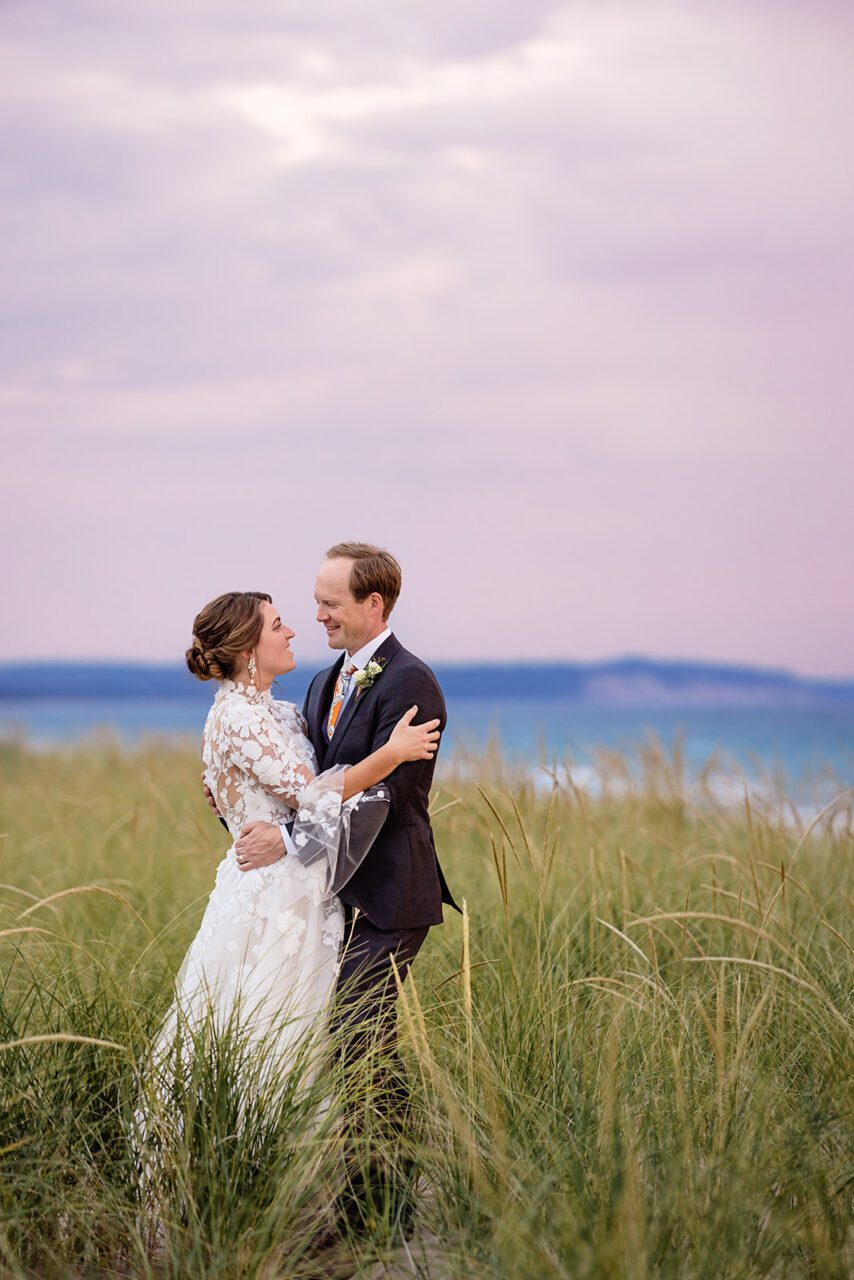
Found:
<box><xmin>352</xmin><ymin>657</ymin><xmax>387</xmax><ymax>693</ymax></box>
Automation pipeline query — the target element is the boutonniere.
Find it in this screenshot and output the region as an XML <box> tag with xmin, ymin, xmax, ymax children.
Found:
<box><xmin>353</xmin><ymin>657</ymin><xmax>387</xmax><ymax>693</ymax></box>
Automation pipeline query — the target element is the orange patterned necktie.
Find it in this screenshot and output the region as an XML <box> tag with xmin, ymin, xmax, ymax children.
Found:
<box><xmin>327</xmin><ymin>662</ymin><xmax>358</xmax><ymax>740</ymax></box>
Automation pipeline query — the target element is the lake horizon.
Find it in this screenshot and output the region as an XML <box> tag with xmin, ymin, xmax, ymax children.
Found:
<box><xmin>3</xmin><ymin>693</ymin><xmax>852</xmax><ymax>803</ymax></box>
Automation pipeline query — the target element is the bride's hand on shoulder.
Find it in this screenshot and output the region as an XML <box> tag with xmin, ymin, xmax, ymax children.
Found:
<box><xmin>389</xmin><ymin>705</ymin><xmax>441</xmax><ymax>764</ymax></box>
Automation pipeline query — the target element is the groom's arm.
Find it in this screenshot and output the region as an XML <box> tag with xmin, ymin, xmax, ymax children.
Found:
<box><xmin>302</xmin><ymin>672</ymin><xmax>320</xmax><ymax>725</ymax></box>
<box><xmin>235</xmin><ymin>817</ymin><xmax>297</xmax><ymax>871</ymax></box>
<box><xmin>202</xmin><ymin>782</ymin><xmax>295</xmax><ymax>867</ymax></box>
<box><xmin>201</xmin><ymin>774</ymin><xmax>230</xmax><ymax>831</ymax></box>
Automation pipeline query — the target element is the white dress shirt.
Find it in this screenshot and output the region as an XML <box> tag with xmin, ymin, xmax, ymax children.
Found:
<box><xmin>340</xmin><ymin>626</ymin><xmax>392</xmax><ymax>710</ymax></box>
<box><xmin>276</xmin><ymin>628</ymin><xmax>393</xmax><ymax>857</ymax></box>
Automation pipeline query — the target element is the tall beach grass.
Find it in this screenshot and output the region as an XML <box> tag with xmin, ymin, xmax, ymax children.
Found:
<box><xmin>0</xmin><ymin>737</ymin><xmax>851</xmax><ymax>1278</ymax></box>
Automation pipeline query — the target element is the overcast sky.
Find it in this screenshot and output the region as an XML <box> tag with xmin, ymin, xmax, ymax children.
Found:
<box><xmin>2</xmin><ymin>0</ymin><xmax>852</xmax><ymax>674</ymax></box>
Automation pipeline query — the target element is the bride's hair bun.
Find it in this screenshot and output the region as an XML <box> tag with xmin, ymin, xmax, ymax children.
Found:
<box><xmin>186</xmin><ymin>592</ymin><xmax>272</xmax><ymax>683</ymax></box>
<box><xmin>185</xmin><ymin>641</ymin><xmax>217</xmax><ymax>681</ymax></box>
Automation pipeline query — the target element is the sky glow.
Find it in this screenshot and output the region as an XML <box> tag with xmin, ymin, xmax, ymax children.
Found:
<box><xmin>1</xmin><ymin>1</ymin><xmax>852</xmax><ymax>673</ymax></box>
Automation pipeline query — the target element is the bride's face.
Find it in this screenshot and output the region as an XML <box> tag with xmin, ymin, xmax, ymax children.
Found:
<box><xmin>253</xmin><ymin>601</ymin><xmax>296</xmax><ymax>683</ymax></box>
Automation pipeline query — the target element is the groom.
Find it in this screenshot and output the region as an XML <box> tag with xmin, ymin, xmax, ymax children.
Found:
<box><xmin>232</xmin><ymin>541</ymin><xmax>458</xmax><ymax>1218</ymax></box>
<box><xmin>235</xmin><ymin>540</ymin><xmax>457</xmax><ymax>1009</ymax></box>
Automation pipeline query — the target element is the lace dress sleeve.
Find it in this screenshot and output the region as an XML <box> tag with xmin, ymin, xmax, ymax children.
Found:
<box><xmin>214</xmin><ymin>694</ymin><xmax>316</xmax><ymax>810</ymax></box>
<box><xmin>215</xmin><ymin>693</ymin><xmax>389</xmax><ymax>894</ymax></box>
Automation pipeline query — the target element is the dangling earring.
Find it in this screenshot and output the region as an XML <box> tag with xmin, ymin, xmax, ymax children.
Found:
<box><xmin>248</xmin><ymin>653</ymin><xmax>257</xmax><ymax>684</ymax></box>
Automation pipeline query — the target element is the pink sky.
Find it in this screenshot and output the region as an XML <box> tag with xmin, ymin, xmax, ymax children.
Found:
<box><xmin>1</xmin><ymin>1</ymin><xmax>853</xmax><ymax>675</ymax></box>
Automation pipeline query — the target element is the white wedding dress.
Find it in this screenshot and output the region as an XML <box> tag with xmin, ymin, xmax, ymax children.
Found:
<box><xmin>135</xmin><ymin>678</ymin><xmax>390</xmax><ymax>1233</ymax></box>
<box><xmin>146</xmin><ymin>677</ymin><xmax>387</xmax><ymax>1096</ymax></box>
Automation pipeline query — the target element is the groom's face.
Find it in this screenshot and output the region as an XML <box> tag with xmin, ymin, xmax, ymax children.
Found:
<box><xmin>314</xmin><ymin>556</ymin><xmax>383</xmax><ymax>654</ymax></box>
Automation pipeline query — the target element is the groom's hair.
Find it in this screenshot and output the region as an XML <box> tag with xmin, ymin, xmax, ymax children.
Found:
<box><xmin>325</xmin><ymin>542</ymin><xmax>402</xmax><ymax>620</ymax></box>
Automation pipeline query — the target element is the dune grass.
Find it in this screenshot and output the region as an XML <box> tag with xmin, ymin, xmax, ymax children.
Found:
<box><xmin>0</xmin><ymin>737</ymin><xmax>851</xmax><ymax>1278</ymax></box>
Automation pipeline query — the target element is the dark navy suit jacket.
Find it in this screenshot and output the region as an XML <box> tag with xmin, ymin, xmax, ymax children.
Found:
<box><xmin>303</xmin><ymin>633</ymin><xmax>459</xmax><ymax>931</ymax></box>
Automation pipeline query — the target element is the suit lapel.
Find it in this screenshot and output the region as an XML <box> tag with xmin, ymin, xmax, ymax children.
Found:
<box><xmin>326</xmin><ymin>634</ymin><xmax>402</xmax><ymax>761</ymax></box>
<box><xmin>311</xmin><ymin>657</ymin><xmax>344</xmax><ymax>763</ymax></box>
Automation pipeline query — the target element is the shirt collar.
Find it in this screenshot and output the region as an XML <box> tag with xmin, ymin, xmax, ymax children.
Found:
<box><xmin>347</xmin><ymin>627</ymin><xmax>392</xmax><ymax>674</ymax></box>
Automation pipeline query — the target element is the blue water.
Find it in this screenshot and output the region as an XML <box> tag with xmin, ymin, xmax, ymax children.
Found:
<box><xmin>1</xmin><ymin>697</ymin><xmax>852</xmax><ymax>791</ymax></box>
<box><xmin>448</xmin><ymin>700</ymin><xmax>853</xmax><ymax>782</ymax></box>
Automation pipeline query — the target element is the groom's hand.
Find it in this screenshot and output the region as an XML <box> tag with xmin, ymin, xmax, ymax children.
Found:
<box><xmin>202</xmin><ymin>773</ymin><xmax>219</xmax><ymax>815</ymax></box>
<box><xmin>235</xmin><ymin>821</ymin><xmax>284</xmax><ymax>872</ymax></box>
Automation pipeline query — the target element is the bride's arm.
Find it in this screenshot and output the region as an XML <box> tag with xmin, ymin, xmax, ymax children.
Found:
<box><xmin>233</xmin><ymin>705</ymin><xmax>440</xmax><ymax>870</ymax></box>
<box><xmin>339</xmin><ymin>705</ymin><xmax>439</xmax><ymax>799</ymax></box>
<box><xmin>242</xmin><ymin>703</ymin><xmax>439</xmax><ymax>808</ymax></box>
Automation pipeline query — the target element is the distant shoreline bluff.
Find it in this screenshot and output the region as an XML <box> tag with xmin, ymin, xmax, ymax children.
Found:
<box><xmin>2</xmin><ymin>657</ymin><xmax>853</xmax><ymax>709</ymax></box>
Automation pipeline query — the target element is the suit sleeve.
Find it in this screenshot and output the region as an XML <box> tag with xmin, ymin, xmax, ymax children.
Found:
<box><xmin>368</xmin><ymin>666</ymin><xmax>446</xmax><ymax>815</ymax></box>
<box><xmin>302</xmin><ymin>673</ymin><xmax>317</xmax><ymax>723</ymax></box>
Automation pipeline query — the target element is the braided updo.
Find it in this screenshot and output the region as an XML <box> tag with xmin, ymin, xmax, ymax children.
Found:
<box><xmin>185</xmin><ymin>592</ymin><xmax>272</xmax><ymax>682</ymax></box>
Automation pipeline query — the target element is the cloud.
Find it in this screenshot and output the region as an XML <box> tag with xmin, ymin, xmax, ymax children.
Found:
<box><xmin>1</xmin><ymin>0</ymin><xmax>852</xmax><ymax>672</ymax></box>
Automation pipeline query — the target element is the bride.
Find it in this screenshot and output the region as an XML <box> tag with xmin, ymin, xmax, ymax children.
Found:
<box><xmin>141</xmin><ymin>589</ymin><xmax>439</xmax><ymax>1132</ymax></box>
